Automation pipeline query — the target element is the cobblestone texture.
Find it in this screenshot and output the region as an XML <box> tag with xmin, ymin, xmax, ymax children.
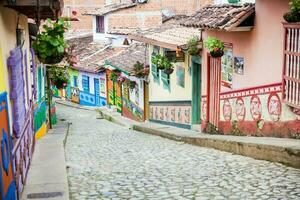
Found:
<box><xmin>59</xmin><ymin>105</ymin><xmax>300</xmax><ymax>200</ymax></box>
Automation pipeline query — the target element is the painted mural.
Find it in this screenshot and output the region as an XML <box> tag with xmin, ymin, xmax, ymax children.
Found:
<box><xmin>149</xmin><ymin>101</ymin><xmax>192</xmax><ymax>129</ymax></box>
<box><xmin>107</xmin><ymin>70</ymin><xmax>122</xmax><ymax>112</ymax></box>
<box><xmin>0</xmin><ymin>92</ymin><xmax>17</xmax><ymax>200</ymax></box>
<box><xmin>79</xmin><ymin>71</ymin><xmax>107</xmax><ymax>107</ymax></box>
<box><xmin>34</xmin><ymin>63</ymin><xmax>47</xmax><ymax>140</ymax></box>
<box><xmin>202</xmin><ymin>83</ymin><xmax>300</xmax><ymax>138</ymax></box>
<box><xmin>121</xmin><ymin>78</ymin><xmax>145</xmax><ymax>121</ymax></box>
<box><xmin>7</xmin><ymin>47</ymin><xmax>35</xmax><ymax>198</ymax></box>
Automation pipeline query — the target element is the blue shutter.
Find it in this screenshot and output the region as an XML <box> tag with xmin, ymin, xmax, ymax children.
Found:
<box><xmin>82</xmin><ymin>75</ymin><xmax>90</xmax><ymax>93</ymax></box>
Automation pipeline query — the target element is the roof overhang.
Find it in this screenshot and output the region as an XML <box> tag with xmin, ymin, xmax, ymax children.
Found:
<box><xmin>4</xmin><ymin>0</ymin><xmax>64</xmax><ymax>20</ymax></box>
<box><xmin>129</xmin><ymin>34</ymin><xmax>182</xmax><ymax>50</ymax></box>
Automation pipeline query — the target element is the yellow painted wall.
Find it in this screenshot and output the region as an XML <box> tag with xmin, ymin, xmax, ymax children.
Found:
<box><xmin>0</xmin><ymin>46</ymin><xmax>6</xmax><ymax>92</ymax></box>
<box><xmin>35</xmin><ymin>123</ymin><xmax>47</xmax><ymax>140</ymax></box>
<box><xmin>149</xmin><ymin>45</ymin><xmax>192</xmax><ymax>102</ymax></box>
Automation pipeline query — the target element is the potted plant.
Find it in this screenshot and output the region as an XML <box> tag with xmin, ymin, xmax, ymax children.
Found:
<box><xmin>129</xmin><ymin>81</ymin><xmax>136</xmax><ymax>90</ymax></box>
<box><xmin>204</xmin><ymin>37</ymin><xmax>225</xmax><ymax>58</ymax></box>
<box><xmin>32</xmin><ymin>19</ymin><xmax>70</xmax><ymax>64</ymax></box>
<box><xmin>110</xmin><ymin>71</ymin><xmax>119</xmax><ymax>82</ymax></box>
<box><xmin>48</xmin><ymin>66</ymin><xmax>69</xmax><ymax>89</ymax></box>
<box><xmin>133</xmin><ymin>61</ymin><xmax>145</xmax><ymax>78</ymax></box>
<box><xmin>187</xmin><ymin>36</ymin><xmax>201</xmax><ymax>56</ymax></box>
<box><xmin>283</xmin><ymin>0</ymin><xmax>300</xmax><ymax>23</ymax></box>
<box><xmin>162</xmin><ymin>58</ymin><xmax>174</xmax><ymax>75</ymax></box>
<box><xmin>151</xmin><ymin>54</ymin><xmax>165</xmax><ymax>70</ymax></box>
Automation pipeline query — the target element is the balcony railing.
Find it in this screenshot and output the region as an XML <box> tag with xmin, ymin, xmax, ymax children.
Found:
<box><xmin>283</xmin><ymin>23</ymin><xmax>300</xmax><ymax>109</ymax></box>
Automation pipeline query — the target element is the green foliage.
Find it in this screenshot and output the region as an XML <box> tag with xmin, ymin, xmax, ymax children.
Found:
<box><xmin>187</xmin><ymin>36</ymin><xmax>200</xmax><ymax>56</ymax></box>
<box><xmin>32</xmin><ymin>19</ymin><xmax>70</xmax><ymax>64</ymax></box>
<box><xmin>204</xmin><ymin>37</ymin><xmax>224</xmax><ymax>53</ymax></box>
<box><xmin>110</xmin><ymin>71</ymin><xmax>118</xmax><ymax>82</ymax></box>
<box><xmin>151</xmin><ymin>54</ymin><xmax>173</xmax><ymax>70</ymax></box>
<box><xmin>284</xmin><ymin>0</ymin><xmax>300</xmax><ymax>22</ymax></box>
<box><xmin>290</xmin><ymin>0</ymin><xmax>300</xmax><ymax>13</ymax></box>
<box><xmin>48</xmin><ymin>66</ymin><xmax>69</xmax><ymax>89</ymax></box>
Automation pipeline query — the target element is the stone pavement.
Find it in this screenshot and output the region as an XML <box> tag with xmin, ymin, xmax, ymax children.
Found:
<box><xmin>21</xmin><ymin>120</ymin><xmax>70</xmax><ymax>200</ymax></box>
<box><xmin>58</xmin><ymin>103</ymin><xmax>300</xmax><ymax>200</ymax></box>
<box><xmin>56</xmin><ymin>99</ymin><xmax>300</xmax><ymax>168</ymax></box>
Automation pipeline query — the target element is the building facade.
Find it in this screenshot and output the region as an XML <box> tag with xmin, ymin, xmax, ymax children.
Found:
<box><xmin>183</xmin><ymin>0</ymin><xmax>300</xmax><ymax>138</ymax></box>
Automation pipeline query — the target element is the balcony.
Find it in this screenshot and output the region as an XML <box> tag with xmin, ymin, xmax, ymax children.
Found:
<box><xmin>283</xmin><ymin>23</ymin><xmax>300</xmax><ymax>109</ymax></box>
<box><xmin>4</xmin><ymin>0</ymin><xmax>64</xmax><ymax>19</ymax></box>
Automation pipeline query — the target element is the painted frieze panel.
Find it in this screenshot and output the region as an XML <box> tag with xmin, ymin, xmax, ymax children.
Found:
<box><xmin>217</xmin><ymin>83</ymin><xmax>299</xmax><ymax>138</ymax></box>
<box><xmin>149</xmin><ymin>101</ymin><xmax>191</xmax><ymax>129</ymax></box>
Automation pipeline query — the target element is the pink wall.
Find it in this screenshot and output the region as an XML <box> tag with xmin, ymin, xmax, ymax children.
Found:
<box><xmin>201</xmin><ymin>0</ymin><xmax>289</xmax><ymax>95</ymax></box>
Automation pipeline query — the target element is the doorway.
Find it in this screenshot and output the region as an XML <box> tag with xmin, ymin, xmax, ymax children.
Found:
<box><xmin>191</xmin><ymin>56</ymin><xmax>201</xmax><ymax>129</ymax></box>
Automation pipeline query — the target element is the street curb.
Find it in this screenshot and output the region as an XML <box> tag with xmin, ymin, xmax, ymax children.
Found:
<box><xmin>133</xmin><ymin>125</ymin><xmax>300</xmax><ymax>169</ymax></box>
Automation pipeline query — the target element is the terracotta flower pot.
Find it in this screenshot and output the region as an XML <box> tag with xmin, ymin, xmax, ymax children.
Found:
<box><xmin>164</xmin><ymin>68</ymin><xmax>174</xmax><ymax>75</ymax></box>
<box><xmin>210</xmin><ymin>49</ymin><xmax>224</xmax><ymax>58</ymax></box>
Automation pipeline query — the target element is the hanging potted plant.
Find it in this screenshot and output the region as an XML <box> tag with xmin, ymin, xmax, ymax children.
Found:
<box><xmin>151</xmin><ymin>54</ymin><xmax>165</xmax><ymax>70</ymax></box>
<box><xmin>162</xmin><ymin>58</ymin><xmax>174</xmax><ymax>75</ymax></box>
<box><xmin>187</xmin><ymin>36</ymin><xmax>201</xmax><ymax>56</ymax></box>
<box><xmin>32</xmin><ymin>19</ymin><xmax>70</xmax><ymax>64</ymax></box>
<box><xmin>133</xmin><ymin>61</ymin><xmax>145</xmax><ymax>78</ymax></box>
<box><xmin>48</xmin><ymin>66</ymin><xmax>69</xmax><ymax>89</ymax></box>
<box><xmin>204</xmin><ymin>37</ymin><xmax>225</xmax><ymax>58</ymax></box>
<box><xmin>110</xmin><ymin>71</ymin><xmax>119</xmax><ymax>82</ymax></box>
<box><xmin>129</xmin><ymin>81</ymin><xmax>136</xmax><ymax>90</ymax></box>
<box><xmin>283</xmin><ymin>0</ymin><xmax>300</xmax><ymax>23</ymax></box>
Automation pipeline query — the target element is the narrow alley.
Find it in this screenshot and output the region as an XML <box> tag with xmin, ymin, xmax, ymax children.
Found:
<box><xmin>59</xmin><ymin>104</ymin><xmax>300</xmax><ymax>200</ymax></box>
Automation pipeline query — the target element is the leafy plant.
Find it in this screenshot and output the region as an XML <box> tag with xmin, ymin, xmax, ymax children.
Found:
<box><xmin>204</xmin><ymin>37</ymin><xmax>224</xmax><ymax>53</ymax></box>
<box><xmin>32</xmin><ymin>19</ymin><xmax>70</xmax><ymax>64</ymax></box>
<box><xmin>284</xmin><ymin>0</ymin><xmax>300</xmax><ymax>22</ymax></box>
<box><xmin>110</xmin><ymin>71</ymin><xmax>119</xmax><ymax>82</ymax></box>
<box><xmin>187</xmin><ymin>36</ymin><xmax>200</xmax><ymax>55</ymax></box>
<box><xmin>48</xmin><ymin>66</ymin><xmax>69</xmax><ymax>89</ymax></box>
<box><xmin>151</xmin><ymin>54</ymin><xmax>173</xmax><ymax>70</ymax></box>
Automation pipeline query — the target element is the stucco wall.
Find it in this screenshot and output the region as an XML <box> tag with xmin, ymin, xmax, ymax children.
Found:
<box><xmin>0</xmin><ymin>4</ymin><xmax>31</xmax><ymax>134</ymax></box>
<box><xmin>149</xmin><ymin>45</ymin><xmax>192</xmax><ymax>102</ymax></box>
<box><xmin>202</xmin><ymin>0</ymin><xmax>289</xmax><ymax>95</ymax></box>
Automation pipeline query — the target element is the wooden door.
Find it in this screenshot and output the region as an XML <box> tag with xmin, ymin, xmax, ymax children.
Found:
<box><xmin>191</xmin><ymin>57</ymin><xmax>201</xmax><ymax>125</ymax></box>
<box><xmin>0</xmin><ymin>92</ymin><xmax>17</xmax><ymax>200</ymax></box>
<box><xmin>206</xmin><ymin>56</ymin><xmax>221</xmax><ymax>130</ymax></box>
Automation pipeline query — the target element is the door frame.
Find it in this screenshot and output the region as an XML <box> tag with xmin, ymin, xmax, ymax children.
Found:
<box><xmin>206</xmin><ymin>54</ymin><xmax>221</xmax><ymax>130</ymax></box>
<box><xmin>191</xmin><ymin>56</ymin><xmax>202</xmax><ymax>126</ymax></box>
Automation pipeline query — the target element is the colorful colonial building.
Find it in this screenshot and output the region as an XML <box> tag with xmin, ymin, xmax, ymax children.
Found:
<box><xmin>105</xmin><ymin>44</ymin><xmax>149</xmax><ymax>121</ymax></box>
<box><xmin>129</xmin><ymin>24</ymin><xmax>201</xmax><ymax>129</ymax></box>
<box><xmin>182</xmin><ymin>0</ymin><xmax>300</xmax><ymax>138</ymax></box>
<box><xmin>0</xmin><ymin>0</ymin><xmax>63</xmax><ymax>199</ymax></box>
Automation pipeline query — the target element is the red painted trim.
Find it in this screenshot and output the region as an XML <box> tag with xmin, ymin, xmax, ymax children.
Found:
<box><xmin>220</xmin><ymin>83</ymin><xmax>282</xmax><ymax>96</ymax></box>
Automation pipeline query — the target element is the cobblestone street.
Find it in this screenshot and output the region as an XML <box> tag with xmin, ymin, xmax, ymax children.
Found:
<box><xmin>59</xmin><ymin>105</ymin><xmax>300</xmax><ymax>200</ymax></box>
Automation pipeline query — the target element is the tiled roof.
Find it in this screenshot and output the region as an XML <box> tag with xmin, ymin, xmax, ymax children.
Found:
<box><xmin>129</xmin><ymin>24</ymin><xmax>200</xmax><ymax>50</ymax></box>
<box><xmin>106</xmin><ymin>44</ymin><xmax>148</xmax><ymax>75</ymax></box>
<box><xmin>72</xmin><ymin>44</ymin><xmax>123</xmax><ymax>73</ymax></box>
<box><xmin>181</xmin><ymin>3</ymin><xmax>255</xmax><ymax>31</ymax></box>
<box><xmin>84</xmin><ymin>2</ymin><xmax>136</xmax><ymax>16</ymax></box>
